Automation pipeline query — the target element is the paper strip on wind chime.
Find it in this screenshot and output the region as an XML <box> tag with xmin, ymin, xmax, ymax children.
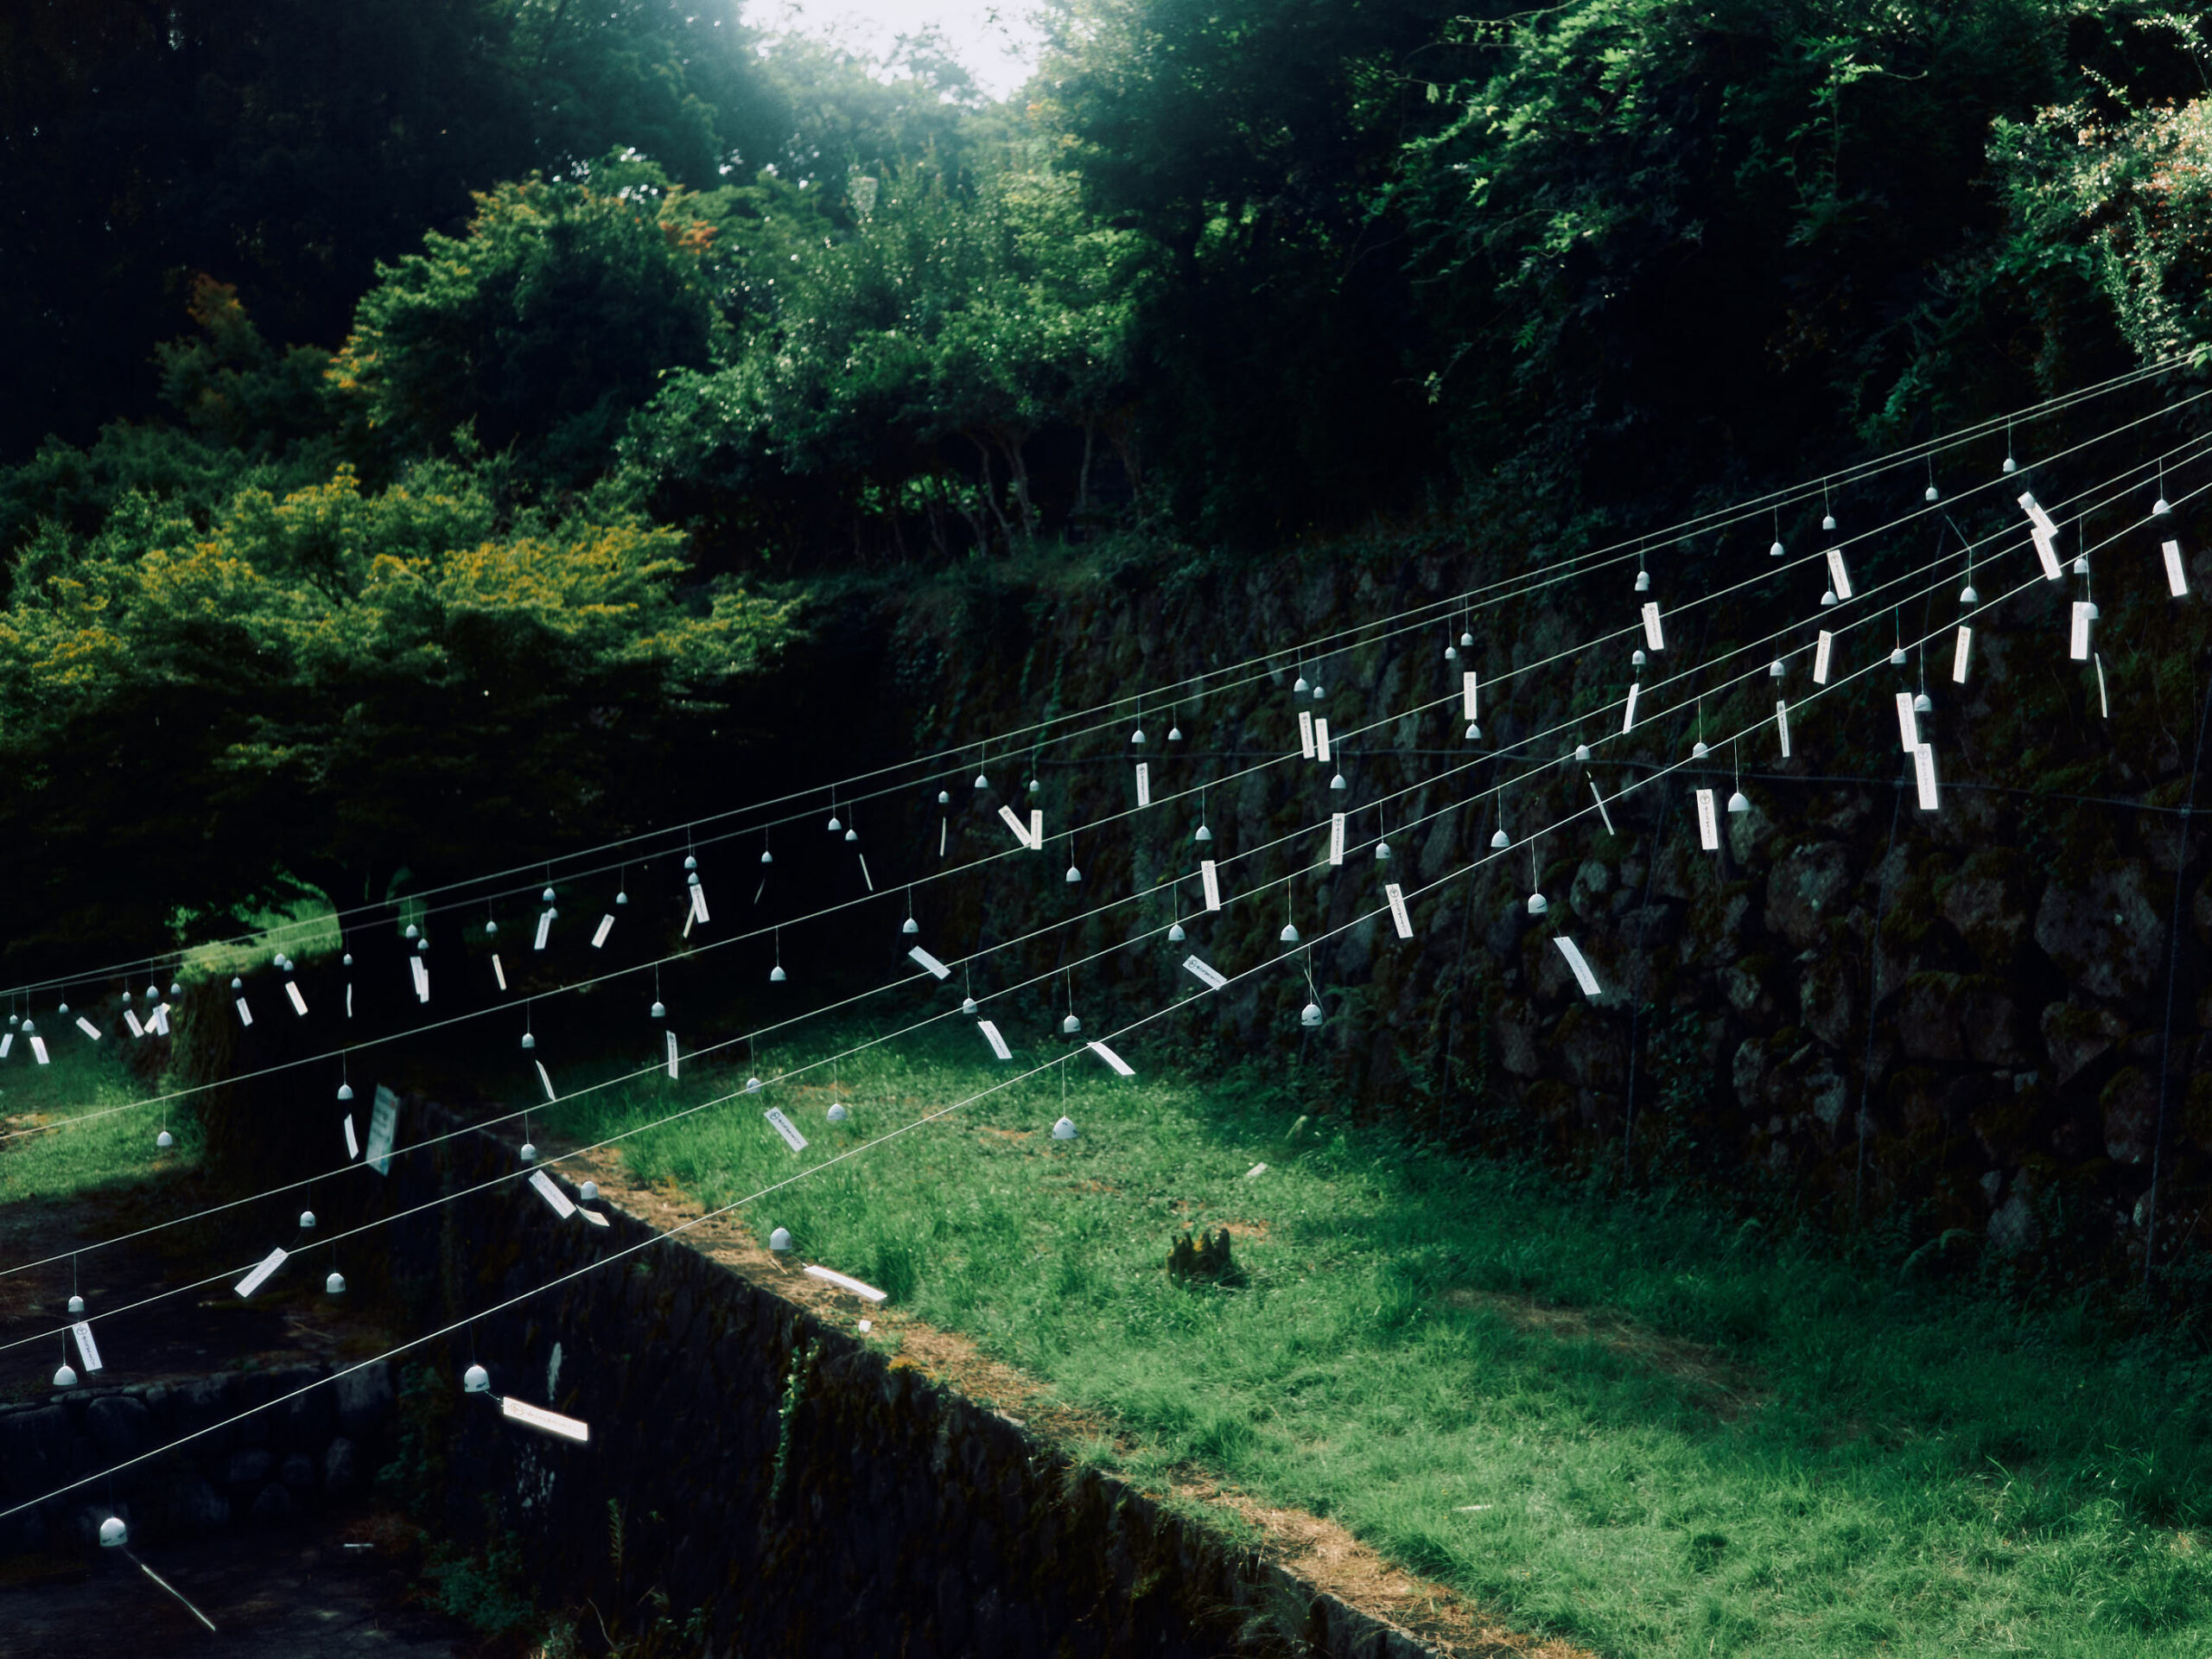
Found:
<box><xmin>530</xmin><ymin>1169</ymin><xmax>576</xmax><ymax>1218</ymax></box>
<box><xmin>1554</xmin><ymin>937</ymin><xmax>1602</xmax><ymax>1001</ymax></box>
<box><xmin>1088</xmin><ymin>1039</ymin><xmax>1135</xmax><ymax>1076</ymax></box>
<box><xmin>1825</xmin><ymin>547</ymin><xmax>1853</xmax><ymax>601</ymax></box>
<box><xmin>2020</xmin><ymin>493</ymin><xmax>2063</xmax><ymax>580</ymax></box>
<box><xmin>367</xmin><ymin>1086</ymin><xmax>397</xmax><ymax>1174</ymax></box>
<box><xmin>1914</xmin><ymin>743</ymin><xmax>1940</xmax><ymax>810</ymax></box>
<box><xmin>1383</xmin><ymin>883</ymin><xmax>1413</xmax><ymax>939</ymax></box>
<box><xmin>500</xmin><ymin>1396</ymin><xmax>589</xmax><ymax>1443</ymax></box>
<box><xmin>804</xmin><ymin>1264</ymin><xmax>889</xmax><ymax>1303</ymax></box>
<box><xmin>235</xmin><ymin>1247</ymin><xmax>287</xmax><ymax>1299</ymax></box>
<box><xmin>1183</xmin><ymin>956</ymin><xmax>1230</xmax><ymax>991</ymax></box>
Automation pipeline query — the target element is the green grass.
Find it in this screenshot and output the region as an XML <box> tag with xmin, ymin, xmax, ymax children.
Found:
<box><xmin>556</xmin><ymin>1032</ymin><xmax>2212</xmax><ymax>1653</ymax></box>
<box><xmin>178</xmin><ymin>893</ymin><xmax>343</xmax><ymax>984</ymax></box>
<box><xmin>0</xmin><ymin>1030</ymin><xmax>202</xmax><ymax>1203</ymax></box>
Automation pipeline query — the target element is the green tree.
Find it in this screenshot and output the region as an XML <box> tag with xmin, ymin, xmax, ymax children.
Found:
<box><xmin>0</xmin><ymin>0</ymin><xmax>785</xmax><ymax>467</ymax></box>
<box><xmin>0</xmin><ymin>458</ymin><xmax>793</xmax><ymax>977</ymax></box>
<box><xmin>1383</xmin><ymin>0</ymin><xmax>2198</xmax><ymax>526</ymax></box>
<box><xmin>1032</xmin><ymin>0</ymin><xmax>1459</xmax><ymax>540</ymax></box>
<box><xmin>0</xmin><ymin>278</ymin><xmax>343</xmax><ymax>556</ymax></box>
<box><xmin>626</xmin><ymin>156</ymin><xmax>1151</xmax><ymax>562</ymax></box>
<box><xmin>332</xmin><ymin>156</ymin><xmax>730</xmax><ymax>484</ymax></box>
<box><xmin>1992</xmin><ymin>27</ymin><xmax>2212</xmax><ymax>369</ymax></box>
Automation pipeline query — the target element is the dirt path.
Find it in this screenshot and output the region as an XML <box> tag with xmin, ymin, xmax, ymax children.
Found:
<box><xmin>554</xmin><ymin>1140</ymin><xmax>1598</xmax><ymax>1659</ymax></box>
<box><xmin>0</xmin><ymin>1506</ymin><xmax>468</xmax><ymax>1658</ymax></box>
<box><xmin>0</xmin><ymin>1179</ymin><xmax>397</xmax><ymax>1403</ymax></box>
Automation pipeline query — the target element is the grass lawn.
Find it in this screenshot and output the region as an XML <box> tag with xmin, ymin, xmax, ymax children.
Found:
<box><xmin>0</xmin><ymin>1029</ymin><xmax>202</xmax><ymax>1205</ymax></box>
<box><xmin>539</xmin><ymin>1023</ymin><xmax>2212</xmax><ymax>1659</ymax></box>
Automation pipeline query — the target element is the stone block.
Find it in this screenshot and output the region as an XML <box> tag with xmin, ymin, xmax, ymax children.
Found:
<box><xmin>2101</xmin><ymin>1065</ymin><xmax>2158</xmax><ymax>1165</ymax></box>
<box><xmin>86</xmin><ymin>1394</ymin><xmax>151</xmax><ymax>1464</ymax></box>
<box><xmin>1765</xmin><ymin>842</ymin><xmax>1853</xmax><ymax>950</ymax></box>
<box><xmin>2035</xmin><ymin>860</ymin><xmax>2163</xmax><ymax>1003</ymax></box>
<box><xmin>171</xmin><ymin>1474</ymin><xmax>230</xmax><ymax>1531</ymax></box>
<box><xmin>2041</xmin><ymin>1003</ymin><xmax>2126</xmax><ymax>1089</ymax></box>
<box><xmin>1942</xmin><ymin>848</ymin><xmax>2036</xmax><ymax>968</ymax></box>
<box><xmin>221</xmin><ymin>1447</ymin><xmax>275</xmax><ymax>1493</ymax></box>
<box><xmin>248</xmin><ymin>1481</ymin><xmax>297</xmax><ymax>1525</ymax></box>
<box><xmin>334</xmin><ymin>1361</ymin><xmax>395</xmax><ymax>1438</ymax></box>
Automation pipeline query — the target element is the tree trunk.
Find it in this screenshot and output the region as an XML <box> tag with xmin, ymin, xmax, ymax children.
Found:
<box><xmin>1103</xmin><ymin>407</ymin><xmax>1142</xmax><ymax>498</ymax></box>
<box><xmin>969</xmin><ymin>434</ymin><xmax>1017</xmax><ymax>552</ymax></box>
<box><xmin>994</xmin><ymin>426</ymin><xmax>1038</xmax><ymax>541</ymax></box>
<box><xmin>926</xmin><ymin>493</ymin><xmax>950</xmax><ymax>560</ymax></box>
<box><xmin>1077</xmin><ymin>419</ymin><xmax>1096</xmax><ymax>517</ymax></box>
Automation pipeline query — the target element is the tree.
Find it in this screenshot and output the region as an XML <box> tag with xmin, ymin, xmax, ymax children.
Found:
<box><xmin>1383</xmin><ymin>0</ymin><xmax>2200</xmax><ymax>529</ymax></box>
<box><xmin>1993</xmin><ymin>35</ymin><xmax>2212</xmax><ymax>370</ymax></box>
<box><xmin>0</xmin><ymin>0</ymin><xmax>785</xmax><ymax>466</ymax></box>
<box><xmin>1030</xmin><ymin>0</ymin><xmax>1459</xmax><ymax>541</ymax></box>
<box><xmin>0</xmin><ymin>457</ymin><xmax>794</xmax><ymax>982</ymax></box>
<box><xmin>626</xmin><ymin>156</ymin><xmax>1152</xmax><ymax>563</ymax></box>
<box><xmin>332</xmin><ymin>156</ymin><xmax>731</xmax><ymax>485</ymax></box>
<box><xmin>0</xmin><ymin>277</ymin><xmax>343</xmax><ymax>557</ymax></box>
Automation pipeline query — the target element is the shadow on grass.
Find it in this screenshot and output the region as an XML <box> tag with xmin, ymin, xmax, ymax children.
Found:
<box><xmin>539</xmin><ymin>1027</ymin><xmax>2212</xmax><ymax>1657</ymax></box>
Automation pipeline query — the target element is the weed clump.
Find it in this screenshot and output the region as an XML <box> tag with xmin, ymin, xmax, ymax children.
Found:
<box><xmin>1166</xmin><ymin>1228</ymin><xmax>1246</xmax><ymax>1288</ymax></box>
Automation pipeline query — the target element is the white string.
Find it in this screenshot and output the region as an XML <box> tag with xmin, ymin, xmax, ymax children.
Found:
<box><xmin>5</xmin><ymin>391</ymin><xmax>2202</xmax><ymax>1315</ymax></box>
<box><xmin>9</xmin><ymin>435</ymin><xmax>2190</xmax><ymax>1331</ymax></box>
<box><xmin>8</xmin><ymin>359</ymin><xmax>2183</xmax><ymax>1002</ymax></box>
<box><xmin>15</xmin><ymin>385</ymin><xmax>2200</xmax><ymax>1134</ymax></box>
<box><xmin>13</xmin><ymin>443</ymin><xmax>2197</xmax><ymax>1518</ymax></box>
<box><xmin>6</xmin><ymin>404</ymin><xmax>2198</xmax><ymax>1300</ymax></box>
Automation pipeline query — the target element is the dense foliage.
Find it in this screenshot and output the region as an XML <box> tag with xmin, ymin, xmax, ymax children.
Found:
<box><xmin>6</xmin><ymin>0</ymin><xmax>2212</xmax><ymax>967</ymax></box>
<box><xmin>0</xmin><ymin>452</ymin><xmax>789</xmax><ymax>962</ymax></box>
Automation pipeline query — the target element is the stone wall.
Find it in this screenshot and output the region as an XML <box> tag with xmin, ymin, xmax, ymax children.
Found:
<box><xmin>817</xmin><ymin>534</ymin><xmax>2212</xmax><ymax>1277</ymax></box>
<box><xmin>0</xmin><ymin>1358</ymin><xmax>394</xmax><ymax>1554</ymax></box>
<box><xmin>372</xmin><ymin>1097</ymin><xmax>1436</xmax><ymax>1658</ymax></box>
